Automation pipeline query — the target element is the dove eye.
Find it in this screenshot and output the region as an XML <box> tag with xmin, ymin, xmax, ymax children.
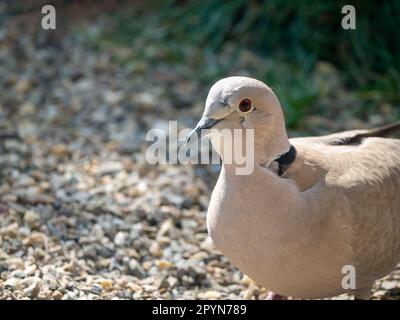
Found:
<box><xmin>238</xmin><ymin>99</ymin><xmax>253</xmax><ymax>113</ymax></box>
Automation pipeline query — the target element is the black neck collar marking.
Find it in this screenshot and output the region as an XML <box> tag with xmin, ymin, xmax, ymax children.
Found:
<box><xmin>275</xmin><ymin>145</ymin><xmax>297</xmax><ymax>176</ymax></box>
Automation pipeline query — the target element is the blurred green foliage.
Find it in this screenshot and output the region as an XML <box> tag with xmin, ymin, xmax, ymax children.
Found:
<box><xmin>99</xmin><ymin>0</ymin><xmax>400</xmax><ymax>127</ymax></box>
<box><xmin>162</xmin><ymin>1</ymin><xmax>399</xmax><ymax>76</ymax></box>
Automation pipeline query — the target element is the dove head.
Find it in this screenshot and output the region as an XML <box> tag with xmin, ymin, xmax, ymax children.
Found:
<box><xmin>187</xmin><ymin>76</ymin><xmax>290</xmax><ymax>167</ymax></box>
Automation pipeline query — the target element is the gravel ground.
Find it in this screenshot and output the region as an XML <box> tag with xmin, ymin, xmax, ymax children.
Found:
<box><xmin>1</xmin><ymin>6</ymin><xmax>399</xmax><ymax>300</ymax></box>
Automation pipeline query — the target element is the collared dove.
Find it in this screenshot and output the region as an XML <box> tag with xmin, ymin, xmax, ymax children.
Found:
<box><xmin>187</xmin><ymin>76</ymin><xmax>400</xmax><ymax>299</ymax></box>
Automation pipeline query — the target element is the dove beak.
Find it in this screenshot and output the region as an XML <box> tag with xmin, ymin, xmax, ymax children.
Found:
<box><xmin>186</xmin><ymin>117</ymin><xmax>222</xmax><ymax>146</ymax></box>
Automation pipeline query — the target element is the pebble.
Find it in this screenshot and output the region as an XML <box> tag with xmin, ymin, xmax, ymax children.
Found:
<box><xmin>91</xmin><ymin>225</ymin><xmax>104</xmax><ymax>241</ymax></box>
<box><xmin>142</xmin><ymin>260</ymin><xmax>153</xmax><ymax>271</ymax></box>
<box><xmin>19</xmin><ymin>227</ymin><xmax>31</xmax><ymax>237</ymax></box>
<box><xmin>240</xmin><ymin>275</ymin><xmax>255</xmax><ymax>286</ymax></box>
<box><xmin>156</xmin><ymin>277</ymin><xmax>170</xmax><ymax>290</ymax></box>
<box><xmin>114</xmin><ymin>232</ymin><xmax>127</xmax><ymax>246</ymax></box>
<box><xmin>155</xmin><ymin>260</ymin><xmax>172</xmax><ymax>270</ymax></box>
<box><xmin>128</xmin><ymin>259</ymin><xmax>146</xmax><ymax>278</ymax></box>
<box><xmin>23</xmin><ymin>232</ymin><xmax>47</xmax><ymax>246</ymax></box>
<box><xmin>4</xmin><ymin>277</ymin><xmax>22</xmax><ymax>290</ymax></box>
<box><xmin>0</xmin><ymin>222</ymin><xmax>19</xmax><ymax>237</ymax></box>
<box><xmin>89</xmin><ymin>284</ymin><xmax>103</xmax><ymax>295</ymax></box>
<box><xmin>6</xmin><ymin>258</ymin><xmax>24</xmax><ymax>270</ymax></box>
<box><xmin>52</xmin><ymin>291</ymin><xmax>63</xmax><ymax>300</ymax></box>
<box><xmin>24</xmin><ymin>210</ymin><xmax>40</xmax><ymax>226</ymax></box>
<box><xmin>4</xmin><ymin>140</ymin><xmax>28</xmax><ymax>153</ymax></box>
<box><xmin>167</xmin><ymin>276</ymin><xmax>178</xmax><ymax>288</ymax></box>
<box><xmin>373</xmin><ymin>290</ymin><xmax>388</xmax><ymax>297</ymax></box>
<box><xmin>51</xmin><ymin>144</ymin><xmax>69</xmax><ymax>157</ymax></box>
<box><xmin>381</xmin><ymin>280</ymin><xmax>398</xmax><ymax>291</ymax></box>
<box><xmin>202</xmin><ymin>291</ymin><xmax>221</xmax><ymax>299</ymax></box>
<box><xmin>43</xmin><ymin>277</ymin><xmax>58</xmax><ymax>291</ymax></box>
<box><xmin>22</xmin><ymin>277</ymin><xmax>42</xmax><ymax>298</ymax></box>
<box><xmin>15</xmin><ymin>175</ymin><xmax>35</xmax><ymax>188</ymax></box>
<box><xmin>242</xmin><ymin>284</ymin><xmax>259</xmax><ymax>299</ymax></box>
<box><xmin>188</xmin><ymin>251</ymin><xmax>208</xmax><ymax>261</ymax></box>
<box><xmin>157</xmin><ymin>219</ymin><xmax>173</xmax><ymax>239</ymax></box>
<box><xmin>149</xmin><ymin>242</ymin><xmax>162</xmax><ymax>257</ymax></box>
<box><xmin>98</xmin><ymin>279</ymin><xmax>113</xmax><ymax>290</ymax></box>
